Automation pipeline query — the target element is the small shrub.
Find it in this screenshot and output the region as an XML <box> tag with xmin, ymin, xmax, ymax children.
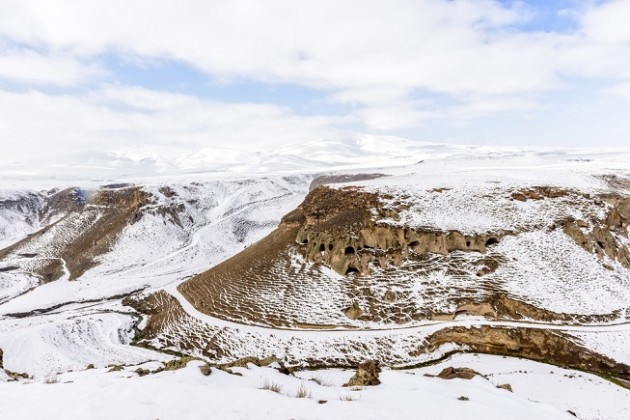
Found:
<box><xmin>135</xmin><ymin>368</ymin><xmax>150</xmax><ymax>377</ymax></box>
<box><xmin>45</xmin><ymin>374</ymin><xmax>59</xmax><ymax>384</ymax></box>
<box><xmin>339</xmin><ymin>394</ymin><xmax>359</xmax><ymax>401</ymax></box>
<box><xmin>260</xmin><ymin>379</ymin><xmax>282</xmax><ymax>393</ymax></box>
<box><xmin>295</xmin><ymin>383</ymin><xmax>311</xmax><ymax>398</ymax></box>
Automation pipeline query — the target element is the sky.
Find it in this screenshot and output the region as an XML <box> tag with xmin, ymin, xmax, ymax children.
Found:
<box><xmin>0</xmin><ymin>0</ymin><xmax>630</xmax><ymax>177</ymax></box>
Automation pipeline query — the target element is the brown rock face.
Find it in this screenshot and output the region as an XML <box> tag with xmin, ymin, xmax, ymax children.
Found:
<box><xmin>343</xmin><ymin>302</ymin><xmax>363</xmax><ymax>320</ymax></box>
<box><xmin>0</xmin><ymin>186</ymin><xmax>153</xmax><ymax>282</ymax></box>
<box><xmin>437</xmin><ymin>367</ymin><xmax>479</xmax><ymax>380</ymax></box>
<box><xmin>287</xmin><ymin>186</ymin><xmax>506</xmax><ymax>276</ymax></box>
<box><xmin>511</xmin><ymin>186</ymin><xmax>571</xmax><ymax>202</ymax></box>
<box><xmin>453</xmin><ymin>294</ymin><xmax>621</xmax><ymax>324</ymax></box>
<box><xmin>344</xmin><ymin>360</ymin><xmax>382</xmax><ymax>387</ymax></box>
<box><xmin>416</xmin><ymin>326</ymin><xmax>630</xmax><ymax>381</ymax></box>
<box><xmin>496</xmin><ymin>383</ymin><xmax>513</xmax><ymax>392</ymax></box>
<box><xmin>308</xmin><ymin>174</ymin><xmax>387</xmax><ymax>191</ymax></box>
<box><xmin>123</xmin><ymin>291</ymin><xmax>187</xmax><ymax>341</ymax></box>
<box><xmin>563</xmin><ymin>197</ymin><xmax>630</xmax><ymax>268</ymax></box>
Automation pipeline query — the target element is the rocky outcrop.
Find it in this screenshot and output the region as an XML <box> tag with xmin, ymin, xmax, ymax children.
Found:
<box><xmin>563</xmin><ymin>197</ymin><xmax>630</xmax><ymax>268</ymax></box>
<box><xmin>123</xmin><ymin>291</ymin><xmax>188</xmax><ymax>343</ymax></box>
<box><xmin>0</xmin><ymin>187</ymin><xmax>152</xmax><ymax>282</ymax></box>
<box><xmin>39</xmin><ymin>188</ymin><xmax>87</xmax><ymax>220</ymax></box>
<box><xmin>343</xmin><ymin>360</ymin><xmax>381</xmax><ymax>387</ymax></box>
<box><xmin>415</xmin><ymin>326</ymin><xmax>630</xmax><ymax>381</ymax></box>
<box><xmin>197</xmin><ymin>356</ymin><xmax>284</xmax><ymax>376</ymax></box>
<box><xmin>511</xmin><ymin>186</ymin><xmax>571</xmax><ymax>202</ymax></box>
<box><xmin>453</xmin><ymin>294</ymin><xmax>621</xmax><ymax>323</ymax></box>
<box><xmin>282</xmin><ymin>184</ymin><xmax>630</xmax><ymax>278</ymax></box>
<box><xmin>285</xmin><ymin>186</ymin><xmax>507</xmax><ymax>276</ymax></box>
<box><xmin>61</xmin><ymin>188</ymin><xmax>152</xmax><ymax>280</ymax></box>
<box><xmin>496</xmin><ymin>383</ymin><xmax>513</xmax><ymax>392</ymax></box>
<box><xmin>437</xmin><ymin>367</ymin><xmax>480</xmax><ymax>380</ymax></box>
<box><xmin>309</xmin><ymin>174</ymin><xmax>386</xmax><ymax>191</ymax></box>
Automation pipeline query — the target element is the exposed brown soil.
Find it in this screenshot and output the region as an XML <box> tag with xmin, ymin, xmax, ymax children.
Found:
<box><xmin>0</xmin><ymin>187</ymin><xmax>151</xmax><ymax>281</ymax></box>
<box><xmin>511</xmin><ymin>186</ymin><xmax>572</xmax><ymax>202</ymax></box>
<box><xmin>177</xmin><ymin>220</ymin><xmax>510</xmax><ymax>327</ymax></box>
<box><xmin>178</xmin><ymin>225</ymin><xmax>317</xmax><ymax>327</ymax></box>
<box><xmin>562</xmin><ymin>196</ymin><xmax>630</xmax><ymax>268</ymax></box>
<box><xmin>196</xmin><ymin>355</ymin><xmax>284</xmax><ymax>376</ymax></box>
<box><xmin>125</xmin><ymin>291</ymin><xmax>230</xmax><ymax>356</ymax></box>
<box><xmin>129</xmin><ymin>183</ymin><xmax>630</xmax><ymax>382</ymax></box>
<box><xmin>414</xmin><ymin>326</ymin><xmax>630</xmax><ymax>381</ymax></box>
<box><xmin>454</xmin><ymin>294</ymin><xmax>621</xmax><ymax>324</ymax></box>
<box><xmin>123</xmin><ymin>291</ymin><xmax>189</xmax><ymax>341</ymax></box>
<box><xmin>176</xmin><ymin>184</ymin><xmax>630</xmax><ymax>328</ymax></box>
<box><xmin>129</xmin><ymin>289</ymin><xmax>630</xmax><ymax>382</ymax></box>
<box><xmin>308</xmin><ymin>174</ymin><xmax>387</xmax><ymax>191</ymax></box>
<box><xmin>65</xmin><ymin>188</ymin><xmax>150</xmax><ymax>280</ymax></box>
<box><xmin>436</xmin><ymin>366</ymin><xmax>480</xmax><ymax>380</ymax></box>
<box><xmin>599</xmin><ymin>175</ymin><xmax>630</xmax><ymax>191</ymax></box>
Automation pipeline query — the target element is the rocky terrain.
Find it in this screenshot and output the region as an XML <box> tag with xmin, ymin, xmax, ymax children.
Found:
<box><xmin>127</xmin><ymin>163</ymin><xmax>630</xmax><ymax>388</ymax></box>
<box><xmin>1</xmin><ymin>152</ymin><xmax>630</xmax><ymax>419</ymax></box>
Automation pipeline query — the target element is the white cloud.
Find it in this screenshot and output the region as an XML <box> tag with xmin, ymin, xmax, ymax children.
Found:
<box><xmin>580</xmin><ymin>0</ymin><xmax>630</xmax><ymax>43</ymax></box>
<box><xmin>605</xmin><ymin>80</ymin><xmax>630</xmax><ymax>100</ymax></box>
<box><xmin>0</xmin><ymin>0</ymin><xmax>556</xmax><ymax>97</ymax></box>
<box><xmin>0</xmin><ymin>87</ymin><xmax>343</xmax><ymax>171</ymax></box>
<box><xmin>0</xmin><ymin>47</ymin><xmax>97</xmax><ymax>85</ymax></box>
<box><xmin>0</xmin><ymin>0</ymin><xmax>629</xmax><ymax>147</ymax></box>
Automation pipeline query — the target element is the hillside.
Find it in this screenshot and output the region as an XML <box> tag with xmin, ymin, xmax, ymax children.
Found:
<box><xmin>1</xmin><ymin>150</ymin><xmax>630</xmax><ymax>419</ymax></box>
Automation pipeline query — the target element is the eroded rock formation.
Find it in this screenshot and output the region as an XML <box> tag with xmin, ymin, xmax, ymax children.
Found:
<box><xmin>284</xmin><ymin>186</ymin><xmax>506</xmax><ymax>275</ymax></box>
<box><xmin>563</xmin><ymin>196</ymin><xmax>630</xmax><ymax>268</ymax></box>
<box><xmin>416</xmin><ymin>326</ymin><xmax>630</xmax><ymax>381</ymax></box>
<box><xmin>437</xmin><ymin>366</ymin><xmax>480</xmax><ymax>380</ymax></box>
<box><xmin>0</xmin><ymin>186</ymin><xmax>189</xmax><ymax>282</ymax></box>
<box><xmin>343</xmin><ymin>360</ymin><xmax>382</xmax><ymax>386</ymax></box>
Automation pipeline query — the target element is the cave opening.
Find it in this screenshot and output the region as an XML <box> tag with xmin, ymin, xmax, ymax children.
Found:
<box><xmin>346</xmin><ymin>266</ymin><xmax>360</xmax><ymax>275</ymax></box>
<box><xmin>485</xmin><ymin>238</ymin><xmax>499</xmax><ymax>247</ymax></box>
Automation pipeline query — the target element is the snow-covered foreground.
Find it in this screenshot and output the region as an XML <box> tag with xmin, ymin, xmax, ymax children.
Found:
<box><xmin>1</xmin><ymin>353</ymin><xmax>627</xmax><ymax>420</ymax></box>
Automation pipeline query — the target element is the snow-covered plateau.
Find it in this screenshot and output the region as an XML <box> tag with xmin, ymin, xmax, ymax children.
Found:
<box><xmin>1</xmin><ymin>143</ymin><xmax>630</xmax><ymax>419</ymax></box>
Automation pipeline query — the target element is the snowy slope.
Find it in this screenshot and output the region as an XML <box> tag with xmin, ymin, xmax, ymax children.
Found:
<box><xmin>336</xmin><ymin>154</ymin><xmax>630</xmax><ymax>317</ymax></box>
<box><xmin>0</xmin><ymin>174</ymin><xmax>312</xmax><ymax>379</ymax></box>
<box><xmin>0</xmin><ymin>190</ymin><xmax>45</xmax><ymax>250</ymax></box>
<box><xmin>0</xmin><ymin>145</ymin><xmax>629</xmax><ymax>420</ymax></box>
